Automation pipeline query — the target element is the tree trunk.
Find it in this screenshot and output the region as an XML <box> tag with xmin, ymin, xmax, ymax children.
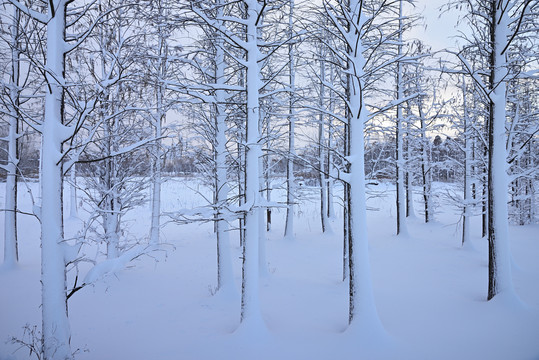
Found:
<box><xmin>487</xmin><ymin>0</ymin><xmax>513</xmax><ymax>300</ymax></box>
<box><xmin>318</xmin><ymin>42</ymin><xmax>331</xmax><ymax>233</ymax></box>
<box><xmin>69</xmin><ymin>166</ymin><xmax>77</xmax><ymax>219</ymax></box>
<box><xmin>344</xmin><ymin>0</ymin><xmax>382</xmax><ymax>330</ymax></box>
<box><xmin>482</xmin><ymin>143</ymin><xmax>488</xmax><ymax>238</ymax></box>
<box><xmin>150</xmin><ymin>8</ymin><xmax>167</xmax><ymax>245</ymax></box>
<box><xmin>3</xmin><ymin>5</ymin><xmax>20</xmax><ymax>267</ymax></box>
<box><xmin>41</xmin><ymin>1</ymin><xmax>73</xmax><ymax>358</ymax></box>
<box><xmin>462</xmin><ymin>79</ymin><xmax>472</xmax><ymax>247</ymax></box>
<box><xmin>405</xmin><ymin>116</ymin><xmax>415</xmax><ymax>218</ymax></box>
<box><xmin>214</xmin><ymin>26</ymin><xmax>235</xmax><ymax>294</ymax></box>
<box><xmin>418</xmin><ymin>98</ymin><xmax>431</xmax><ymax>223</ymax></box>
<box><xmin>284</xmin><ymin>0</ymin><xmax>296</xmax><ymax>241</ymax></box>
<box><xmin>395</xmin><ymin>0</ymin><xmax>408</xmax><ymax>236</ymax></box>
<box><xmin>240</xmin><ymin>0</ymin><xmax>264</xmax><ymax>328</ymax></box>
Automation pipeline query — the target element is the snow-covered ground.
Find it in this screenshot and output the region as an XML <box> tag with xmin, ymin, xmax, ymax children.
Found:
<box><xmin>1</xmin><ymin>178</ymin><xmax>538</xmax><ymax>360</ymax></box>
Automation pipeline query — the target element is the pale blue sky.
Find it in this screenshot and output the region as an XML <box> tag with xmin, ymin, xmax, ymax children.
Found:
<box><xmin>408</xmin><ymin>0</ymin><xmax>464</xmax><ymax>52</ymax></box>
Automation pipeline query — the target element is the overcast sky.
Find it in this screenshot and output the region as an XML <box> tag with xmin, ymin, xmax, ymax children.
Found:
<box><xmin>407</xmin><ymin>0</ymin><xmax>465</xmax><ymax>52</ymax></box>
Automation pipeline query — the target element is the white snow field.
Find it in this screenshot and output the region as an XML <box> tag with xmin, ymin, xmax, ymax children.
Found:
<box><xmin>1</xmin><ymin>178</ymin><xmax>538</xmax><ymax>360</ymax></box>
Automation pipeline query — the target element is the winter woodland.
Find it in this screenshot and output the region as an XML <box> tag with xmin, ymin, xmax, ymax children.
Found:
<box><xmin>0</xmin><ymin>0</ymin><xmax>538</xmax><ymax>359</ymax></box>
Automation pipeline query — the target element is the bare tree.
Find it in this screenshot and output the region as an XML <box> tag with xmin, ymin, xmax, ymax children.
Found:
<box><xmin>322</xmin><ymin>0</ymin><xmax>406</xmax><ymax>331</ymax></box>
<box><xmin>284</xmin><ymin>0</ymin><xmax>297</xmax><ymax>240</ymax></box>
<box><xmin>190</xmin><ymin>0</ymin><xmax>289</xmax><ymax>329</ymax></box>
<box><xmin>0</xmin><ymin>4</ymin><xmax>21</xmax><ymax>267</ymax></box>
<box><xmin>449</xmin><ymin>0</ymin><xmax>539</xmax><ymax>300</ymax></box>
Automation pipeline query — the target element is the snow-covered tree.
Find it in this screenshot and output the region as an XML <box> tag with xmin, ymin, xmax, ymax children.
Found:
<box><xmin>171</xmin><ymin>0</ymin><xmax>239</xmax><ymax>295</ymax></box>
<box><xmin>75</xmin><ymin>1</ymin><xmax>151</xmax><ymax>259</ymax></box>
<box><xmin>507</xmin><ymin>78</ymin><xmax>539</xmax><ymax>225</ymax></box>
<box><xmin>0</xmin><ymin>5</ymin><xmax>21</xmax><ymax>267</ymax></box>
<box><xmin>4</xmin><ymin>0</ymin><xmax>153</xmax><ymax>356</ymax></box>
<box><xmin>322</xmin><ymin>0</ymin><xmax>397</xmax><ymax>332</ymax></box>
<box><xmin>140</xmin><ymin>0</ymin><xmax>184</xmax><ymax>246</ymax></box>
<box><xmin>283</xmin><ymin>0</ymin><xmax>298</xmax><ymax>240</ymax></box>
<box><xmin>190</xmin><ymin>0</ymin><xmax>288</xmax><ymax>329</ymax></box>
<box><xmin>7</xmin><ymin>0</ymin><xmax>83</xmax><ymax>355</ymax></box>
<box><xmin>394</xmin><ymin>0</ymin><xmax>409</xmax><ymax>236</ymax></box>
<box><xmin>450</xmin><ymin>0</ymin><xmax>539</xmax><ymax>300</ymax></box>
<box><xmin>402</xmin><ymin>41</ymin><xmax>445</xmax><ymax>224</ymax></box>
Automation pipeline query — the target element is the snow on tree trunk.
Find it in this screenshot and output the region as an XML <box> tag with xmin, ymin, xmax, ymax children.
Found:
<box><xmin>395</xmin><ymin>0</ymin><xmax>408</xmax><ymax>236</ymax></box>
<box><xmin>149</xmin><ymin>10</ymin><xmax>167</xmax><ymax>245</ymax></box>
<box><xmin>240</xmin><ymin>0</ymin><xmax>264</xmax><ymax>329</ymax></box>
<box><xmin>104</xmin><ymin>187</ymin><xmax>120</xmax><ymax>260</ymax></box>
<box><xmin>258</xmin><ymin>195</ymin><xmax>268</xmax><ymax>277</ymax></box>
<box><xmin>462</xmin><ymin>78</ymin><xmax>472</xmax><ymax>247</ymax></box>
<box><xmin>3</xmin><ymin>5</ymin><xmax>20</xmax><ymax>268</ymax></box>
<box><xmin>264</xmin><ymin>114</ymin><xmax>272</xmax><ymax>232</ymax></box>
<box><xmin>284</xmin><ymin>0</ymin><xmax>296</xmax><ymax>241</ymax></box>
<box><xmin>215</xmin><ymin>138</ymin><xmax>234</xmax><ymax>296</ymax></box>
<box><xmin>342</xmin><ymin>50</ymin><xmax>352</xmax><ymax>283</ymax></box>
<box><xmin>318</xmin><ymin>42</ymin><xmax>332</xmax><ymax>234</ymax></box>
<box><xmin>214</xmin><ymin>29</ymin><xmax>235</xmax><ymax>294</ymax></box>
<box><xmin>418</xmin><ymin>99</ymin><xmax>431</xmax><ymax>223</ymax></box>
<box><xmin>69</xmin><ymin>165</ymin><xmax>77</xmax><ymax>219</ymax></box>
<box><xmin>347</xmin><ymin>47</ymin><xmax>382</xmax><ymax>332</ymax></box>
<box><xmin>482</xmin><ymin>141</ymin><xmax>488</xmax><ymax>238</ymax></box>
<box><xmin>149</xmin><ymin>116</ymin><xmax>162</xmax><ymax>245</ymax></box>
<box><xmin>405</xmin><ymin>118</ymin><xmax>415</xmax><ymax>218</ymax></box>
<box><xmin>319</xmin><ymin>113</ymin><xmax>329</xmax><ymax>233</ymax></box>
<box><xmin>258</xmin><ymin>107</ymin><xmax>268</xmax><ymax>277</ymax></box>
<box><xmin>41</xmin><ymin>1</ymin><xmax>73</xmax><ymax>357</ymax></box>
<box><xmin>487</xmin><ymin>1</ymin><xmax>513</xmax><ymax>300</ymax></box>
<box><xmin>102</xmin><ymin>108</ymin><xmax>120</xmax><ymax>259</ymax></box>
<box><xmin>327</xmin><ymin>60</ymin><xmax>336</xmax><ymax>220</ymax></box>
<box><xmin>342</xmin><ymin>0</ymin><xmax>383</xmax><ymax>333</ymax></box>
